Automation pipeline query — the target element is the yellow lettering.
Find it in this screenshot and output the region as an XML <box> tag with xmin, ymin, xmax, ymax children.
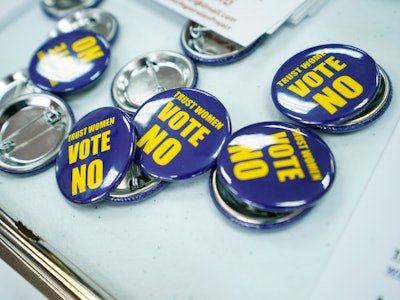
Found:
<box><xmin>277</xmin><ymin>168</ymin><xmax>305</xmax><ymax>182</ymax></box>
<box><xmin>187</xmin><ymin>126</ymin><xmax>211</xmax><ymax>147</ymax></box>
<box><xmin>324</xmin><ymin>55</ymin><xmax>347</xmax><ymax>72</ymax></box>
<box><xmin>68</xmin><ymin>143</ymin><xmax>80</xmax><ymax>164</ymax></box>
<box><xmin>78</xmin><ymin>139</ymin><xmax>91</xmax><ymax>160</ymax></box>
<box><xmin>157</xmin><ymin>102</ymin><xmax>181</xmax><ymax>122</ymax></box>
<box><xmin>312</xmin><ymin>87</ymin><xmax>348</xmax><ymax>115</ymax></box>
<box><xmin>332</xmin><ymin>75</ymin><xmax>363</xmax><ymax>99</ymax></box>
<box><xmin>101</xmin><ymin>130</ymin><xmax>111</xmax><ymax>153</ymax></box>
<box><xmin>152</xmin><ymin>138</ymin><xmax>182</xmax><ymax>166</ymax></box>
<box><xmin>302</xmin><ymin>71</ymin><xmax>324</xmax><ymax>88</ymax></box>
<box><xmin>72</xmin><ymin>36</ymin><xmax>104</xmax><ymax>63</ymax></box>
<box><xmin>87</xmin><ymin>159</ymin><xmax>103</xmax><ymax>189</ymax></box>
<box><xmin>136</xmin><ymin>124</ymin><xmax>168</xmax><ymax>154</ymax></box>
<box><xmin>288</xmin><ymin>79</ymin><xmax>311</xmax><ymax>97</ymax></box>
<box><xmin>71</xmin><ymin>164</ymin><xmax>87</xmax><ymax>196</ymax></box>
<box><xmin>233</xmin><ymin>159</ymin><xmax>269</xmax><ymax>180</ymax></box>
<box><xmin>228</xmin><ymin>145</ymin><xmax>269</xmax><ymax>180</ymax></box>
<box><xmin>228</xmin><ymin>145</ymin><xmax>264</xmax><ymax>163</ymax></box>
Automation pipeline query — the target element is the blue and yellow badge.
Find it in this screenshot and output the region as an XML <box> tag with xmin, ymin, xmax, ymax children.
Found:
<box><xmin>29</xmin><ymin>30</ymin><xmax>111</xmax><ymax>93</ymax></box>
<box><xmin>56</xmin><ymin>107</ymin><xmax>135</xmax><ymax>204</ymax></box>
<box><xmin>271</xmin><ymin>44</ymin><xmax>392</xmax><ymax>132</ymax></box>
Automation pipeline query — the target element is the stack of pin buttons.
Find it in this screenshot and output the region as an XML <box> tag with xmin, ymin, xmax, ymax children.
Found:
<box><xmin>271</xmin><ymin>44</ymin><xmax>392</xmax><ymax>132</ymax></box>
<box><xmin>209</xmin><ymin>122</ymin><xmax>335</xmax><ymax>230</ymax></box>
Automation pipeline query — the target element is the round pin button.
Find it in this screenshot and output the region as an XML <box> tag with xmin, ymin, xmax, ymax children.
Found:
<box><xmin>209</xmin><ymin>122</ymin><xmax>335</xmax><ymax>230</ymax></box>
<box><xmin>29</xmin><ymin>30</ymin><xmax>111</xmax><ymax>94</ymax></box>
<box><xmin>271</xmin><ymin>44</ymin><xmax>392</xmax><ymax>132</ymax></box>
<box><xmin>0</xmin><ymin>69</ymin><xmax>42</xmax><ymax>104</ymax></box>
<box><xmin>133</xmin><ymin>87</ymin><xmax>231</xmax><ymax>181</ymax></box>
<box><xmin>40</xmin><ymin>0</ymin><xmax>102</xmax><ymax>19</ymax></box>
<box><xmin>48</xmin><ymin>8</ymin><xmax>119</xmax><ymax>44</ymax></box>
<box><xmin>0</xmin><ymin>92</ymin><xmax>75</xmax><ymax>175</ymax></box>
<box><xmin>111</xmin><ymin>50</ymin><xmax>198</xmax><ymax>114</ymax></box>
<box><xmin>56</xmin><ymin>107</ymin><xmax>137</xmax><ymax>205</ymax></box>
<box><xmin>180</xmin><ymin>21</ymin><xmax>266</xmax><ymax>65</ymax></box>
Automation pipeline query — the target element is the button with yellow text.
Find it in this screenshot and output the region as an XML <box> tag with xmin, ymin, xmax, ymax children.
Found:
<box><xmin>133</xmin><ymin>87</ymin><xmax>231</xmax><ymax>180</ymax></box>
<box><xmin>55</xmin><ymin>107</ymin><xmax>136</xmax><ymax>204</ymax></box>
<box><xmin>271</xmin><ymin>44</ymin><xmax>392</xmax><ymax>132</ymax></box>
<box><xmin>209</xmin><ymin>122</ymin><xmax>335</xmax><ymax>230</ymax></box>
<box><xmin>29</xmin><ymin>30</ymin><xmax>111</xmax><ymax>94</ymax></box>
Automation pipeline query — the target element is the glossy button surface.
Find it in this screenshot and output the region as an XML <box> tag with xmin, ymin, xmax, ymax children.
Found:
<box><xmin>213</xmin><ymin>122</ymin><xmax>335</xmax><ymax>221</ymax></box>
<box><xmin>56</xmin><ymin>107</ymin><xmax>135</xmax><ymax>204</ymax></box>
<box><xmin>272</xmin><ymin>44</ymin><xmax>381</xmax><ymax>127</ymax></box>
<box><xmin>133</xmin><ymin>88</ymin><xmax>231</xmax><ymax>181</ymax></box>
<box><xmin>29</xmin><ymin>30</ymin><xmax>111</xmax><ymax>94</ymax></box>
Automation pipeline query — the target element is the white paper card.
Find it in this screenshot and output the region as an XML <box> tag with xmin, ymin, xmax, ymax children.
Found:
<box><xmin>153</xmin><ymin>0</ymin><xmax>315</xmax><ymax>46</ymax></box>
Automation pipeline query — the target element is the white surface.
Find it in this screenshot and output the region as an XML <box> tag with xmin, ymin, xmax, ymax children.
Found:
<box><xmin>310</xmin><ymin>116</ymin><xmax>400</xmax><ymax>299</ymax></box>
<box><xmin>0</xmin><ymin>0</ymin><xmax>399</xmax><ymax>299</ymax></box>
<box><xmin>0</xmin><ymin>259</ymin><xmax>45</xmax><ymax>300</ymax></box>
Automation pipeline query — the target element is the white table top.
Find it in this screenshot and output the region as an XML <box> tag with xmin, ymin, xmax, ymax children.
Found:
<box><xmin>0</xmin><ymin>0</ymin><xmax>399</xmax><ymax>299</ymax></box>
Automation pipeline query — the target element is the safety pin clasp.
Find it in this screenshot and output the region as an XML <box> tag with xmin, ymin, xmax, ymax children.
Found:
<box><xmin>145</xmin><ymin>59</ymin><xmax>166</xmax><ymax>93</ymax></box>
<box><xmin>0</xmin><ymin>107</ymin><xmax>63</xmax><ymax>156</ymax></box>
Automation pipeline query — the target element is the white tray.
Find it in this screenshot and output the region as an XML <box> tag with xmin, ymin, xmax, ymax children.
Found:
<box><xmin>1</xmin><ymin>0</ymin><xmax>399</xmax><ymax>299</ymax></box>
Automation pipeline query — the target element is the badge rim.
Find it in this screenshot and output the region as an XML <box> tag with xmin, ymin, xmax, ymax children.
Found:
<box><xmin>106</xmin><ymin>162</ymin><xmax>169</xmax><ymax>203</ymax></box>
<box><xmin>209</xmin><ymin>168</ymin><xmax>312</xmax><ymax>230</ymax></box>
<box><xmin>180</xmin><ymin>20</ymin><xmax>266</xmax><ymax>65</ymax></box>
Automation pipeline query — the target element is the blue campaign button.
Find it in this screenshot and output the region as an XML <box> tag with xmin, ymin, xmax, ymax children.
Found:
<box><xmin>29</xmin><ymin>30</ymin><xmax>111</xmax><ymax>94</ymax></box>
<box><xmin>133</xmin><ymin>87</ymin><xmax>232</xmax><ymax>181</ymax></box>
<box><xmin>210</xmin><ymin>122</ymin><xmax>335</xmax><ymax>230</ymax></box>
<box><xmin>55</xmin><ymin>107</ymin><xmax>135</xmax><ymax>205</ymax></box>
<box><xmin>271</xmin><ymin>44</ymin><xmax>389</xmax><ymax>131</ymax></box>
